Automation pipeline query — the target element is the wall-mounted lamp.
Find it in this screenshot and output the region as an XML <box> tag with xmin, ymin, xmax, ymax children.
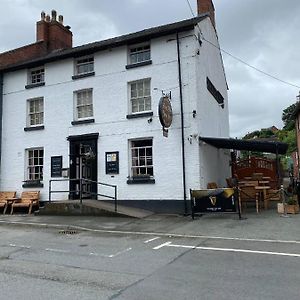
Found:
<box><xmin>192</xmin><ymin>110</ymin><xmax>197</xmax><ymax>118</ymax></box>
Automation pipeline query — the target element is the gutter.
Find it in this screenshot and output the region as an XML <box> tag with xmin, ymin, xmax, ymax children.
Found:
<box><xmin>176</xmin><ymin>32</ymin><xmax>187</xmax><ymax>214</ymax></box>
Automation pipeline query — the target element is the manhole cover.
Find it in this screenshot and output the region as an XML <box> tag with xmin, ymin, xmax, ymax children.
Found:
<box><xmin>59</xmin><ymin>229</ymin><xmax>78</xmax><ymax>235</ymax></box>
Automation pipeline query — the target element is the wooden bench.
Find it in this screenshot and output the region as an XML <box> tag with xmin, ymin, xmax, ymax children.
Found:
<box><xmin>10</xmin><ymin>191</ymin><xmax>40</xmax><ymax>214</ymax></box>
<box><xmin>0</xmin><ymin>191</ymin><xmax>16</xmax><ymax>214</ymax></box>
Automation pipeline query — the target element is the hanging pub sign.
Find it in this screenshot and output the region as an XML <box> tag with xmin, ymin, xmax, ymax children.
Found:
<box><xmin>105</xmin><ymin>152</ymin><xmax>119</xmax><ymax>174</ymax></box>
<box><xmin>158</xmin><ymin>95</ymin><xmax>173</xmax><ymax>137</ymax></box>
<box><xmin>51</xmin><ymin>156</ymin><xmax>62</xmax><ymax>177</ymax></box>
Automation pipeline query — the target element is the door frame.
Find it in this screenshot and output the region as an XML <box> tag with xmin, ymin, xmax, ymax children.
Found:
<box><xmin>67</xmin><ymin>133</ymin><xmax>99</xmax><ymax>199</ymax></box>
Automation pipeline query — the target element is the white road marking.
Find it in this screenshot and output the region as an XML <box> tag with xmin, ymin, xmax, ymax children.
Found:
<box><xmin>153</xmin><ymin>242</ymin><xmax>172</xmax><ymax>250</ymax></box>
<box><xmin>108</xmin><ymin>247</ymin><xmax>132</xmax><ymax>258</ymax></box>
<box><xmin>155</xmin><ymin>242</ymin><xmax>300</xmax><ymax>258</ymax></box>
<box><xmin>9</xmin><ymin>243</ymin><xmax>31</xmax><ymax>249</ymax></box>
<box><xmin>45</xmin><ymin>248</ymin><xmax>70</xmax><ymax>253</ymax></box>
<box><xmin>144</xmin><ymin>237</ymin><xmax>160</xmax><ymax>244</ymax></box>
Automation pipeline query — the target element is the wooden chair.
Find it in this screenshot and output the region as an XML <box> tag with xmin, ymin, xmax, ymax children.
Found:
<box><xmin>10</xmin><ymin>191</ymin><xmax>40</xmax><ymax>214</ymax></box>
<box><xmin>239</xmin><ymin>186</ymin><xmax>260</xmax><ymax>213</ymax></box>
<box><xmin>207</xmin><ymin>182</ymin><xmax>218</xmax><ymax>189</ymax></box>
<box><xmin>0</xmin><ymin>191</ymin><xmax>16</xmax><ymax>214</ymax></box>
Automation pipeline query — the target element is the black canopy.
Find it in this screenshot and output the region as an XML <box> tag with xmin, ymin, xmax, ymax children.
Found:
<box><xmin>199</xmin><ymin>136</ymin><xmax>288</xmax><ymax>155</ymax></box>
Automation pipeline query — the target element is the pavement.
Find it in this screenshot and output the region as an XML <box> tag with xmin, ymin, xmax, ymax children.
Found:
<box><xmin>0</xmin><ymin>207</ymin><xmax>299</xmax><ymax>242</ymax></box>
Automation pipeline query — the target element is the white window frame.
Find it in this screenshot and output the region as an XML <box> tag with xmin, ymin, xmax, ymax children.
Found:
<box><xmin>129</xmin><ymin>138</ymin><xmax>153</xmax><ymax>178</ymax></box>
<box><xmin>28</xmin><ymin>67</ymin><xmax>45</xmax><ymax>85</ymax></box>
<box><xmin>74</xmin><ymin>56</ymin><xmax>94</xmax><ymax>75</ymax></box>
<box><xmin>27</xmin><ymin>97</ymin><xmax>44</xmax><ymax>127</ymax></box>
<box><xmin>74</xmin><ymin>89</ymin><xmax>93</xmax><ymax>120</ymax></box>
<box><xmin>129</xmin><ymin>78</ymin><xmax>151</xmax><ymax>114</ymax></box>
<box><xmin>26</xmin><ymin>148</ymin><xmax>44</xmax><ymax>181</ymax></box>
<box><xmin>128</xmin><ymin>43</ymin><xmax>151</xmax><ymax>65</ymax></box>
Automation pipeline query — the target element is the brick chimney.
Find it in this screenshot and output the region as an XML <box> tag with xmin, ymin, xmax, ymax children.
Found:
<box><xmin>197</xmin><ymin>0</ymin><xmax>215</xmax><ymax>28</ymax></box>
<box><xmin>36</xmin><ymin>10</ymin><xmax>72</xmax><ymax>52</ymax></box>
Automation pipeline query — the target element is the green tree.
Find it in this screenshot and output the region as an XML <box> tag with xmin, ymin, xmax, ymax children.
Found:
<box><xmin>282</xmin><ymin>103</ymin><xmax>296</xmax><ymax>131</ymax></box>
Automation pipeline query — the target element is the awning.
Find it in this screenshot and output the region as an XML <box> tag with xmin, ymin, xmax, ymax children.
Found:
<box><xmin>199</xmin><ymin>136</ymin><xmax>288</xmax><ymax>155</ymax></box>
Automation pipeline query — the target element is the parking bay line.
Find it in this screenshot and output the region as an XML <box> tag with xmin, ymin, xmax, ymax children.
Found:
<box><xmin>153</xmin><ymin>242</ymin><xmax>300</xmax><ymax>258</ymax></box>
<box><xmin>144</xmin><ymin>237</ymin><xmax>160</xmax><ymax>244</ymax></box>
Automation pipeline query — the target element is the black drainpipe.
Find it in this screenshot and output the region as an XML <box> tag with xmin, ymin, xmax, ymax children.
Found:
<box><xmin>0</xmin><ymin>73</ymin><xmax>3</xmax><ymax>168</ymax></box>
<box><xmin>176</xmin><ymin>32</ymin><xmax>187</xmax><ymax>214</ymax></box>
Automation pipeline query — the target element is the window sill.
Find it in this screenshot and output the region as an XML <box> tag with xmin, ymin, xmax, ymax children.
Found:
<box><xmin>71</xmin><ymin>119</ymin><xmax>95</xmax><ymax>126</ymax></box>
<box><xmin>126</xmin><ymin>60</ymin><xmax>152</xmax><ymax>69</ymax></box>
<box><xmin>25</xmin><ymin>82</ymin><xmax>45</xmax><ymax>89</ymax></box>
<box><xmin>127</xmin><ymin>177</ymin><xmax>155</xmax><ymax>184</ymax></box>
<box><xmin>126</xmin><ymin>112</ymin><xmax>153</xmax><ymax>119</ymax></box>
<box><xmin>72</xmin><ymin>72</ymin><xmax>95</xmax><ymax>80</ymax></box>
<box><xmin>24</xmin><ymin>125</ymin><xmax>44</xmax><ymax>132</ymax></box>
<box><xmin>22</xmin><ymin>180</ymin><xmax>43</xmax><ymax>188</ymax></box>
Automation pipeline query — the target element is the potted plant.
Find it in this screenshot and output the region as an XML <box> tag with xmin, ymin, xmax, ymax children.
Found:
<box><xmin>278</xmin><ymin>196</ymin><xmax>299</xmax><ymax>214</ymax></box>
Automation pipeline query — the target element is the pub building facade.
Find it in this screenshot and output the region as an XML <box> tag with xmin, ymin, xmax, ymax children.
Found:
<box><xmin>0</xmin><ymin>0</ymin><xmax>230</xmax><ymax>213</ymax></box>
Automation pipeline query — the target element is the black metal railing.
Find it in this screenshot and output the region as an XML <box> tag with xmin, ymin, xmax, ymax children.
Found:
<box><xmin>49</xmin><ymin>178</ymin><xmax>118</xmax><ymax>211</ymax></box>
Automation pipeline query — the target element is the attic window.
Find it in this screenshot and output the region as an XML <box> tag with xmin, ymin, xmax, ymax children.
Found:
<box><xmin>206</xmin><ymin>77</ymin><xmax>224</xmax><ymax>108</ymax></box>
<box><xmin>75</xmin><ymin>56</ymin><xmax>94</xmax><ymax>75</ymax></box>
<box><xmin>29</xmin><ymin>67</ymin><xmax>44</xmax><ymax>85</ymax></box>
<box><xmin>126</xmin><ymin>43</ymin><xmax>152</xmax><ymax>69</ymax></box>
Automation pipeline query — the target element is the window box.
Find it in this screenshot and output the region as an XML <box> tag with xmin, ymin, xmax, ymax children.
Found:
<box><xmin>24</xmin><ymin>125</ymin><xmax>44</xmax><ymax>131</ymax></box>
<box><xmin>126</xmin><ymin>112</ymin><xmax>153</xmax><ymax>119</ymax></box>
<box><xmin>127</xmin><ymin>176</ymin><xmax>155</xmax><ymax>184</ymax></box>
<box><xmin>126</xmin><ymin>60</ymin><xmax>152</xmax><ymax>69</ymax></box>
<box><xmin>71</xmin><ymin>119</ymin><xmax>95</xmax><ymax>125</ymax></box>
<box><xmin>25</xmin><ymin>82</ymin><xmax>45</xmax><ymax>89</ymax></box>
<box><xmin>72</xmin><ymin>72</ymin><xmax>95</xmax><ymax>80</ymax></box>
<box><xmin>22</xmin><ymin>180</ymin><xmax>43</xmax><ymax>188</ymax></box>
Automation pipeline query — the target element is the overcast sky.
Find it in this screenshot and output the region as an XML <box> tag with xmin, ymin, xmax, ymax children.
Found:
<box><xmin>1</xmin><ymin>0</ymin><xmax>300</xmax><ymax>138</ymax></box>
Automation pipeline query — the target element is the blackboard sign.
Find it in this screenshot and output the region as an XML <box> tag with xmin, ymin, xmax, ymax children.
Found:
<box><xmin>106</xmin><ymin>152</ymin><xmax>119</xmax><ymax>174</ymax></box>
<box><xmin>51</xmin><ymin>156</ymin><xmax>62</xmax><ymax>177</ymax></box>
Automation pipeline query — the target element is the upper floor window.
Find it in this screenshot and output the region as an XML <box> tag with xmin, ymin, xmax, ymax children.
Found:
<box><xmin>75</xmin><ymin>56</ymin><xmax>94</xmax><ymax>75</ymax></box>
<box><xmin>28</xmin><ymin>67</ymin><xmax>45</xmax><ymax>85</ymax></box>
<box><xmin>129</xmin><ymin>44</ymin><xmax>151</xmax><ymax>65</ymax></box>
<box><xmin>27</xmin><ymin>97</ymin><xmax>44</xmax><ymax>127</ymax></box>
<box><xmin>129</xmin><ymin>79</ymin><xmax>151</xmax><ymax>114</ymax></box>
<box><xmin>74</xmin><ymin>89</ymin><xmax>93</xmax><ymax>120</ymax></box>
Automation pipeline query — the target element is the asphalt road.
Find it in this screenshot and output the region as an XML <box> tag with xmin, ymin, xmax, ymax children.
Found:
<box><xmin>0</xmin><ymin>224</ymin><xmax>300</xmax><ymax>300</ymax></box>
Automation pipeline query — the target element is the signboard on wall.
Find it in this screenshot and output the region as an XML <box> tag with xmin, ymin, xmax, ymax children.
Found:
<box><xmin>105</xmin><ymin>152</ymin><xmax>119</xmax><ymax>174</ymax></box>
<box><xmin>51</xmin><ymin>156</ymin><xmax>62</xmax><ymax>177</ymax></box>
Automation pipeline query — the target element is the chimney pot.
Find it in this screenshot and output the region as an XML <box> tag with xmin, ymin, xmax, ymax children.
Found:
<box><xmin>41</xmin><ymin>11</ymin><xmax>46</xmax><ymax>21</ymax></box>
<box><xmin>46</xmin><ymin>14</ymin><xmax>50</xmax><ymax>22</ymax></box>
<box><xmin>51</xmin><ymin>10</ymin><xmax>57</xmax><ymax>21</ymax></box>
<box><xmin>58</xmin><ymin>15</ymin><xmax>63</xmax><ymax>24</ymax></box>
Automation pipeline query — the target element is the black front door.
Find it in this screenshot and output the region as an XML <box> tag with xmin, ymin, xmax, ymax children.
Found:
<box><xmin>69</xmin><ymin>136</ymin><xmax>98</xmax><ymax>199</ymax></box>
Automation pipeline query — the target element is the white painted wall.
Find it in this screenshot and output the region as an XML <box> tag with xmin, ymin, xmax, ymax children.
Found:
<box><xmin>1</xmin><ymin>18</ymin><xmax>230</xmax><ymax>203</ymax></box>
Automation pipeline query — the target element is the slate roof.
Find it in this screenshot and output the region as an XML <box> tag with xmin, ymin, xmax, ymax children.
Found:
<box><xmin>0</xmin><ymin>14</ymin><xmax>208</xmax><ymax>72</ymax></box>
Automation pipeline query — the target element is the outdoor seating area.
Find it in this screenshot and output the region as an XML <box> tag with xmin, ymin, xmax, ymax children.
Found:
<box><xmin>236</xmin><ymin>173</ymin><xmax>281</xmax><ymax>213</ymax></box>
<box><xmin>0</xmin><ymin>191</ymin><xmax>40</xmax><ymax>214</ymax></box>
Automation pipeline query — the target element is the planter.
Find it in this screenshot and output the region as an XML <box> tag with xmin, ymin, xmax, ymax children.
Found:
<box><xmin>277</xmin><ymin>203</ymin><xmax>299</xmax><ymax>214</ymax></box>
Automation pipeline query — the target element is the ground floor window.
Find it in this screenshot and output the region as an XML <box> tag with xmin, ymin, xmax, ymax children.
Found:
<box><xmin>130</xmin><ymin>139</ymin><xmax>153</xmax><ymax>177</ymax></box>
<box><xmin>26</xmin><ymin>148</ymin><xmax>44</xmax><ymax>181</ymax></box>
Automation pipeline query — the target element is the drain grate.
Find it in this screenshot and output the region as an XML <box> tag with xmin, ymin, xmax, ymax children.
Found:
<box><xmin>59</xmin><ymin>229</ymin><xmax>78</xmax><ymax>235</ymax></box>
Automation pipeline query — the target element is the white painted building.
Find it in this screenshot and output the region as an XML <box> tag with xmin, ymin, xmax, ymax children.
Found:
<box><xmin>0</xmin><ymin>1</ymin><xmax>230</xmax><ymax>213</ymax></box>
